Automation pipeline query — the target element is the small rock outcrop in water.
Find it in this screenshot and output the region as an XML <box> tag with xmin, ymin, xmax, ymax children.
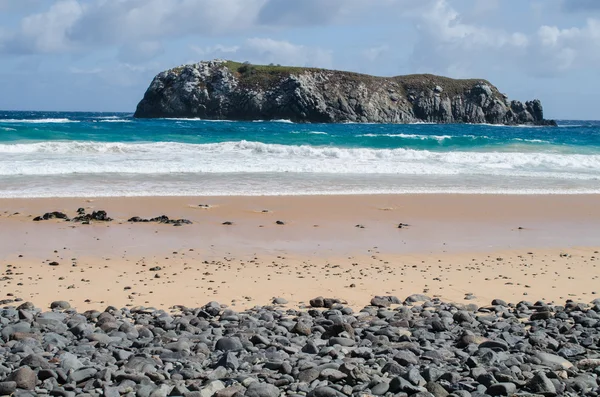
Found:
<box><xmin>0</xmin><ymin>298</ymin><xmax>599</xmax><ymax>396</ymax></box>
<box><xmin>135</xmin><ymin>59</ymin><xmax>556</xmax><ymax>125</ymax></box>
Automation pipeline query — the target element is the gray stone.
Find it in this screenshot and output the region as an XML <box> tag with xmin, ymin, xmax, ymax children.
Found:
<box><xmin>370</xmin><ymin>382</ymin><xmax>390</xmax><ymax>395</ymax></box>
<box><xmin>60</xmin><ymin>352</ymin><xmax>84</xmax><ymax>371</ymax></box>
<box><xmin>199</xmin><ymin>380</ymin><xmax>226</xmax><ymax>397</ymax></box>
<box><xmin>328</xmin><ymin>337</ymin><xmax>355</xmax><ymax>347</ymax></box>
<box><xmin>320</xmin><ymin>368</ymin><xmax>347</xmax><ymax>382</ymax></box>
<box><xmin>69</xmin><ymin>368</ymin><xmax>97</xmax><ymax>383</ymax></box>
<box><xmin>50</xmin><ymin>301</ymin><xmax>71</xmax><ymax>310</ymax></box>
<box><xmin>20</xmin><ymin>354</ymin><xmax>51</xmax><ymax>369</ymax></box>
<box><xmin>487</xmin><ymin>382</ymin><xmax>517</xmax><ymax>396</ymax></box>
<box><xmin>425</xmin><ymin>381</ymin><xmax>449</xmax><ymax>397</ymax></box>
<box><xmin>298</xmin><ymin>368</ymin><xmax>320</xmax><ymax>383</ymax></box>
<box><xmin>215</xmin><ymin>337</ymin><xmax>243</xmax><ymax>352</ymax></box>
<box><xmin>272</xmin><ymin>298</ymin><xmax>288</xmax><ymax>305</ymax></box>
<box><xmin>244</xmin><ymin>382</ymin><xmax>280</xmax><ymax>397</ymax></box>
<box><xmin>526</xmin><ymin>372</ymin><xmax>556</xmax><ymax>396</ymax></box>
<box><xmin>292</xmin><ymin>321</ymin><xmax>311</xmax><ymax>336</ymax></box>
<box><xmin>534</xmin><ymin>352</ymin><xmax>573</xmax><ymax>370</ymax></box>
<box><xmin>216</xmin><ymin>352</ymin><xmax>239</xmax><ymax>370</ymax></box>
<box><xmin>307</xmin><ymin>386</ymin><xmax>343</xmax><ymax>397</ymax></box>
<box><xmin>8</xmin><ymin>367</ymin><xmax>37</xmax><ymax>390</ymax></box>
<box><xmin>214</xmin><ymin>385</ymin><xmax>246</xmax><ymax>397</ymax></box>
<box><xmin>0</xmin><ymin>381</ymin><xmax>17</xmax><ymax>395</ymax></box>
<box><xmin>395</xmin><ymin>350</ymin><xmax>419</xmax><ymax>366</ymax></box>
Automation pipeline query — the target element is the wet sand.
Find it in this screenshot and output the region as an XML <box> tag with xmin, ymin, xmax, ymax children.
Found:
<box><xmin>0</xmin><ymin>194</ymin><xmax>599</xmax><ymax>310</ymax></box>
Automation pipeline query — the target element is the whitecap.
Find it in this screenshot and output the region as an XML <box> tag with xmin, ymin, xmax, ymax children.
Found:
<box><xmin>0</xmin><ymin>118</ymin><xmax>79</xmax><ymax>124</ymax></box>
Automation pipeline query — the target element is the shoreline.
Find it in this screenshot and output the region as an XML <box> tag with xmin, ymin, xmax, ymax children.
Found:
<box><xmin>4</xmin><ymin>190</ymin><xmax>600</xmax><ymax>198</ymax></box>
<box><xmin>1</xmin><ymin>193</ymin><xmax>599</xmax><ymax>311</ymax></box>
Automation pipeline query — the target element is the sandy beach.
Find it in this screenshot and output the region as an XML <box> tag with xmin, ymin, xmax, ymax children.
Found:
<box><xmin>1</xmin><ymin>194</ymin><xmax>599</xmax><ymax>311</ymax></box>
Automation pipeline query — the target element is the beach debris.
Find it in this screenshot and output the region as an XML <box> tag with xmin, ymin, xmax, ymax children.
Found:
<box><xmin>397</xmin><ymin>222</ymin><xmax>410</xmax><ymax>228</ymax></box>
<box><xmin>355</xmin><ymin>224</ymin><xmax>365</xmax><ymax>228</ymax></box>
<box><xmin>275</xmin><ymin>220</ymin><xmax>285</xmax><ymax>225</ymax></box>
<box><xmin>222</xmin><ymin>221</ymin><xmax>233</xmax><ymax>225</ymax></box>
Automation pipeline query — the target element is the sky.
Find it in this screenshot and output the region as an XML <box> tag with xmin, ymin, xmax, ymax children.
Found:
<box><xmin>0</xmin><ymin>0</ymin><xmax>599</xmax><ymax>119</ymax></box>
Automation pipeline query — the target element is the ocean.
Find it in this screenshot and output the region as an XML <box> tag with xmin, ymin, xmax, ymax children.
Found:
<box><xmin>0</xmin><ymin>111</ymin><xmax>599</xmax><ymax>197</ymax></box>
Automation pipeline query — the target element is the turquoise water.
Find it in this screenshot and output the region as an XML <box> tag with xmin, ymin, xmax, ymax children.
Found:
<box><xmin>1</xmin><ymin>111</ymin><xmax>599</xmax><ymax>197</ymax></box>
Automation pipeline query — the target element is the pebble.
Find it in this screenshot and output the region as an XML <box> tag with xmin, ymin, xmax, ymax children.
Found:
<box><xmin>0</xmin><ymin>297</ymin><xmax>597</xmax><ymax>397</ymax></box>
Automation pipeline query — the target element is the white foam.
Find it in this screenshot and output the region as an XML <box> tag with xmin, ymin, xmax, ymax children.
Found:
<box><xmin>0</xmin><ymin>140</ymin><xmax>599</xmax><ymax>180</ymax></box>
<box><xmin>514</xmin><ymin>138</ymin><xmax>549</xmax><ymax>143</ymax></box>
<box><xmin>359</xmin><ymin>133</ymin><xmax>454</xmax><ymax>141</ymax></box>
<box><xmin>0</xmin><ymin>118</ymin><xmax>79</xmax><ymax>124</ymax></box>
<box><xmin>252</xmin><ymin>119</ymin><xmax>294</xmax><ymax>123</ymax></box>
<box><xmin>98</xmin><ymin>119</ymin><xmax>132</xmax><ymax>123</ymax></box>
<box><xmin>291</xmin><ymin>131</ymin><xmax>328</xmax><ymax>135</ymax></box>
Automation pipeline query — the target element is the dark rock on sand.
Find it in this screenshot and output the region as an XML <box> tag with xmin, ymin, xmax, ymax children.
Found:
<box><xmin>128</xmin><ymin>215</ymin><xmax>192</xmax><ymax>226</ymax></box>
<box><xmin>33</xmin><ymin>209</ymin><xmax>113</xmax><ymax>223</ymax></box>
<box><xmin>33</xmin><ymin>211</ymin><xmax>68</xmax><ymax>221</ymax></box>
<box><xmin>50</xmin><ymin>301</ymin><xmax>71</xmax><ymax>310</ymax></box>
<box><xmin>72</xmin><ymin>210</ymin><xmax>113</xmax><ymax>223</ymax></box>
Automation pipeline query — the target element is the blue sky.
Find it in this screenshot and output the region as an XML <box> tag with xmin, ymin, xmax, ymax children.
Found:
<box><xmin>0</xmin><ymin>0</ymin><xmax>599</xmax><ymax>119</ymax></box>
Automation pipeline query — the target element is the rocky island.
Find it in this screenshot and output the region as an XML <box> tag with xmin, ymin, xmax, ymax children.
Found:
<box><xmin>135</xmin><ymin>60</ymin><xmax>555</xmax><ymax>125</ymax></box>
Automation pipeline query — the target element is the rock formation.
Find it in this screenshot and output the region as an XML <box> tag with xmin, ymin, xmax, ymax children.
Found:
<box><xmin>134</xmin><ymin>60</ymin><xmax>556</xmax><ymax>125</ymax></box>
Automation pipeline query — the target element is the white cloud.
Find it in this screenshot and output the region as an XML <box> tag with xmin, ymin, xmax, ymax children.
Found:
<box><xmin>405</xmin><ymin>0</ymin><xmax>600</xmax><ymax>78</ymax></box>
<box><xmin>71</xmin><ymin>0</ymin><xmax>266</xmax><ymax>44</ymax></box>
<box><xmin>362</xmin><ymin>45</ymin><xmax>390</xmax><ymax>62</ymax></box>
<box><xmin>256</xmin><ymin>0</ymin><xmax>375</xmax><ymax>26</ymax></box>
<box><xmin>535</xmin><ymin>19</ymin><xmax>600</xmax><ymax>73</ymax></box>
<box><xmin>408</xmin><ymin>0</ymin><xmax>529</xmax><ymax>77</ymax></box>
<box><xmin>7</xmin><ymin>0</ymin><xmax>83</xmax><ymax>53</ymax></box>
<box><xmin>0</xmin><ymin>0</ymin><xmax>407</xmax><ymax>56</ymax></box>
<box><xmin>244</xmin><ymin>38</ymin><xmax>333</xmax><ymax>67</ymax></box>
<box><xmin>193</xmin><ymin>38</ymin><xmax>333</xmax><ymax>69</ymax></box>
<box><xmin>0</xmin><ymin>0</ymin><xmax>267</xmax><ymax>54</ymax></box>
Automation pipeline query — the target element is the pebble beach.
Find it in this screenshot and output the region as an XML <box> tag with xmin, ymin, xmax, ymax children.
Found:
<box><xmin>1</xmin><ymin>194</ymin><xmax>600</xmax><ymax>396</ymax></box>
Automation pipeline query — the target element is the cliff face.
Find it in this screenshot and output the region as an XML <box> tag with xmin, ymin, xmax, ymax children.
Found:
<box><xmin>134</xmin><ymin>60</ymin><xmax>555</xmax><ymax>125</ymax></box>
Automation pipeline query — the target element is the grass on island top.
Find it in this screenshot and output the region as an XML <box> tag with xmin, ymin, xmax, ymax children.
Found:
<box><xmin>171</xmin><ymin>60</ymin><xmax>498</xmax><ymax>96</ymax></box>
